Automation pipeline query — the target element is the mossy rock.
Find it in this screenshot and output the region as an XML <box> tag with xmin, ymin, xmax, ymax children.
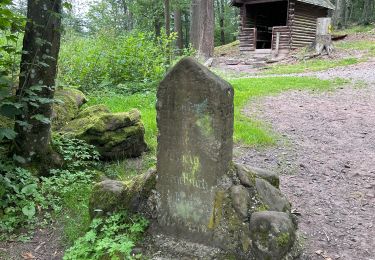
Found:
<box><xmin>59</xmin><ymin>108</ymin><xmax>147</xmax><ymax>160</ymax></box>
<box><xmin>249</xmin><ymin>211</ymin><xmax>296</xmax><ymax>260</ymax></box>
<box><xmin>76</xmin><ymin>104</ymin><xmax>110</xmax><ymax>119</ymax></box>
<box><xmin>89</xmin><ymin>169</ymin><xmax>157</xmax><ymax>218</ymax></box>
<box><xmin>52</xmin><ymin>87</ymin><xmax>87</xmax><ymax>130</ymax></box>
<box><xmin>236</xmin><ymin>163</ymin><xmax>280</xmax><ymax>188</ymax></box>
<box><xmin>255</xmin><ymin>178</ymin><xmax>291</xmax><ymax>213</ymax></box>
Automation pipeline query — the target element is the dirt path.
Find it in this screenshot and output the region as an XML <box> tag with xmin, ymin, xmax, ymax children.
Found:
<box><xmin>235</xmin><ymin>60</ymin><xmax>375</xmax><ymax>259</ymax></box>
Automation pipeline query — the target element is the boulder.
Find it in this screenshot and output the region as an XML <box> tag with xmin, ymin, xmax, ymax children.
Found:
<box><xmin>52</xmin><ymin>87</ymin><xmax>87</xmax><ymax>130</ymax></box>
<box><xmin>89</xmin><ymin>168</ymin><xmax>156</xmax><ymax>218</ymax></box>
<box><xmin>255</xmin><ymin>178</ymin><xmax>291</xmax><ymax>213</ymax></box>
<box><xmin>250</xmin><ymin>211</ymin><xmax>296</xmax><ymax>260</ymax></box>
<box><xmin>59</xmin><ymin>106</ymin><xmax>148</xmax><ymax>160</ymax></box>
<box><xmin>236</xmin><ymin>163</ymin><xmax>280</xmax><ymax>188</ymax></box>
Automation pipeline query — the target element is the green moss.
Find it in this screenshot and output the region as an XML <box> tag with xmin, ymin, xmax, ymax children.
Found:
<box><xmin>208</xmin><ymin>190</ymin><xmax>225</xmax><ymax>229</ymax></box>
<box><xmin>53</xmin><ymin>88</ymin><xmax>86</xmax><ymax>130</ymax></box>
<box><xmin>276</xmin><ymin>232</ymin><xmax>291</xmax><ymax>248</ymax></box>
<box><xmin>76</xmin><ymin>104</ymin><xmax>110</xmax><ymax>119</ymax></box>
<box><xmin>0</xmin><ymin>115</ymin><xmax>14</xmax><ymax>129</ymax></box>
<box><xmin>255</xmin><ymin>203</ymin><xmax>269</xmax><ymax>212</ymax></box>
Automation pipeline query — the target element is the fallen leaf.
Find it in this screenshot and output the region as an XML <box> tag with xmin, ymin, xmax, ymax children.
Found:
<box><xmin>21</xmin><ymin>252</ymin><xmax>36</xmax><ymax>259</ymax></box>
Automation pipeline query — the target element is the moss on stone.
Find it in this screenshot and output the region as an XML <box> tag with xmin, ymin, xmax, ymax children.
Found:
<box><xmin>255</xmin><ymin>203</ymin><xmax>269</xmax><ymax>212</ymax></box>
<box><xmin>52</xmin><ymin>87</ymin><xmax>87</xmax><ymax>130</ymax></box>
<box><xmin>59</xmin><ymin>106</ymin><xmax>147</xmax><ymax>160</ymax></box>
<box><xmin>276</xmin><ymin>232</ymin><xmax>291</xmax><ymax>248</ymax></box>
<box><xmin>76</xmin><ymin>104</ymin><xmax>110</xmax><ymax>119</ymax></box>
<box><xmin>208</xmin><ymin>190</ymin><xmax>225</xmax><ymax>230</ymax></box>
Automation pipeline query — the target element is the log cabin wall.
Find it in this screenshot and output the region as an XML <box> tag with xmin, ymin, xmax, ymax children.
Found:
<box><xmin>271</xmin><ymin>26</ymin><xmax>291</xmax><ymax>50</ymax></box>
<box><xmin>238</xmin><ymin>5</ymin><xmax>256</xmax><ymax>51</ymax></box>
<box><xmin>290</xmin><ymin>1</ymin><xmax>328</xmax><ymax>48</ymax></box>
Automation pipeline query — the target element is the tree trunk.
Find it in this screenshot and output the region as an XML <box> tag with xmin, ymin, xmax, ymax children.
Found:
<box><xmin>362</xmin><ymin>0</ymin><xmax>372</xmax><ymax>25</ymax></box>
<box><xmin>174</xmin><ymin>8</ymin><xmax>184</xmax><ymax>52</ymax></box>
<box><xmin>154</xmin><ymin>17</ymin><xmax>162</xmax><ymax>38</ymax></box>
<box><xmin>218</xmin><ymin>0</ymin><xmax>225</xmax><ymax>45</ymax></box>
<box><xmin>14</xmin><ymin>0</ymin><xmax>62</xmax><ymax>163</ymax></box>
<box><xmin>333</xmin><ymin>0</ymin><xmax>347</xmax><ymax>28</ymax></box>
<box><xmin>197</xmin><ymin>0</ymin><xmax>215</xmax><ymax>58</ymax></box>
<box><xmin>184</xmin><ymin>11</ymin><xmax>190</xmax><ymax>48</ymax></box>
<box><xmin>190</xmin><ymin>0</ymin><xmax>200</xmax><ymax>50</ymax></box>
<box><xmin>164</xmin><ymin>0</ymin><xmax>170</xmax><ymax>36</ymax></box>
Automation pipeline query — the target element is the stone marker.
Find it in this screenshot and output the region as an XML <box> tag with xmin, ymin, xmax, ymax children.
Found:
<box><xmin>156</xmin><ymin>57</ymin><xmax>234</xmax><ymax>243</ymax></box>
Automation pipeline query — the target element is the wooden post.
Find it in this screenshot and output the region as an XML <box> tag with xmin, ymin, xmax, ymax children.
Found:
<box><xmin>276</xmin><ymin>32</ymin><xmax>280</xmax><ymax>54</ymax></box>
<box><xmin>315</xmin><ymin>17</ymin><xmax>333</xmax><ymax>55</ymax></box>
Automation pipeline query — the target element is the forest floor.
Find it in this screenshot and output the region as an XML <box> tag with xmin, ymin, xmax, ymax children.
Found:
<box><xmin>235</xmin><ymin>59</ymin><xmax>375</xmax><ymax>260</ymax></box>
<box><xmin>2</xmin><ymin>33</ymin><xmax>375</xmax><ymax>260</ymax></box>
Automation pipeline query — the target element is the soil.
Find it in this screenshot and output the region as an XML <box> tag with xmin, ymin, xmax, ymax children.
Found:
<box><xmin>0</xmin><ymin>225</ymin><xmax>64</xmax><ymax>260</ymax></box>
<box><xmin>236</xmin><ymin>59</ymin><xmax>375</xmax><ymax>260</ymax></box>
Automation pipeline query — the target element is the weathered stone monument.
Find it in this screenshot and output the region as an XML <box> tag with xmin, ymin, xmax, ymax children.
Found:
<box><xmin>156</xmin><ymin>57</ymin><xmax>234</xmax><ymax>242</ymax></box>
<box><xmin>154</xmin><ymin>57</ymin><xmax>299</xmax><ymax>259</ymax></box>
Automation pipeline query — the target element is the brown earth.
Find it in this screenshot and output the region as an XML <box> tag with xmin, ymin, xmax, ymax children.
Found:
<box><xmin>236</xmin><ymin>60</ymin><xmax>375</xmax><ymax>260</ymax></box>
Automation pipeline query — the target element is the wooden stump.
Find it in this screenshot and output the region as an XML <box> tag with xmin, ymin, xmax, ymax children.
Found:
<box><xmin>314</xmin><ymin>18</ymin><xmax>333</xmax><ymax>55</ymax></box>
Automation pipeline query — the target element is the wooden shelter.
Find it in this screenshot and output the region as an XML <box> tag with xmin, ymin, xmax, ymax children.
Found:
<box><xmin>231</xmin><ymin>0</ymin><xmax>335</xmax><ymax>53</ymax></box>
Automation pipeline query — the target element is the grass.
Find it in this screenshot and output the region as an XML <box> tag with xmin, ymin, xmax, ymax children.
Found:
<box><xmin>59</xmin><ymin>184</ymin><xmax>93</xmax><ymax>245</ymax></box>
<box><xmin>262</xmin><ymin>57</ymin><xmax>359</xmax><ymax>75</ymax></box>
<box><xmin>335</xmin><ymin>39</ymin><xmax>375</xmax><ymax>57</ymax></box>
<box><xmin>230</xmin><ymin>77</ymin><xmax>344</xmax><ymax>145</ymax></box>
<box><xmin>86</xmin><ymin>76</ymin><xmax>344</xmax><ymax>148</ymax></box>
<box><xmin>335</xmin><ymin>24</ymin><xmax>375</xmax><ymax>34</ymax></box>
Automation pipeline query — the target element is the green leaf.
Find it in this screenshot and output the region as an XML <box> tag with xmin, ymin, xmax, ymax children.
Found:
<box><xmin>62</xmin><ymin>2</ymin><xmax>73</xmax><ymax>10</ymax></box>
<box><xmin>13</xmin><ymin>154</ymin><xmax>26</xmax><ymax>164</ymax></box>
<box><xmin>31</xmin><ymin>114</ymin><xmax>51</xmax><ymax>124</ymax></box>
<box><xmin>0</xmin><ymin>127</ymin><xmax>17</xmax><ymax>140</ymax></box>
<box><xmin>22</xmin><ymin>203</ymin><xmax>36</xmax><ymax>219</ymax></box>
<box><xmin>0</xmin><ymin>102</ymin><xmax>22</xmax><ymax>118</ymax></box>
<box><xmin>21</xmin><ymin>183</ymin><xmax>37</xmax><ymax>196</ymax></box>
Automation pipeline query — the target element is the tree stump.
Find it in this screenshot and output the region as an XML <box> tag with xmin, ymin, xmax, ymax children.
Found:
<box><xmin>314</xmin><ymin>18</ymin><xmax>333</xmax><ymax>55</ymax></box>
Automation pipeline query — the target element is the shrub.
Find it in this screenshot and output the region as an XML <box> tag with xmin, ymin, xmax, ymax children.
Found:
<box><xmin>58</xmin><ymin>30</ymin><xmax>175</xmax><ymax>93</ymax></box>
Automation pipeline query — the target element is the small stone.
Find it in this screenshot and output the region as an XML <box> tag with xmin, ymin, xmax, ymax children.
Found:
<box><xmin>230</xmin><ymin>185</ymin><xmax>250</xmax><ymax>221</ymax></box>
<box><xmin>89</xmin><ymin>169</ymin><xmax>156</xmax><ymax>218</ymax></box>
<box><xmin>255</xmin><ymin>178</ymin><xmax>291</xmax><ymax>213</ymax></box>
<box><xmin>250</xmin><ymin>211</ymin><xmax>296</xmax><ymax>260</ymax></box>
<box><xmin>236</xmin><ymin>163</ymin><xmax>280</xmax><ymax>188</ymax></box>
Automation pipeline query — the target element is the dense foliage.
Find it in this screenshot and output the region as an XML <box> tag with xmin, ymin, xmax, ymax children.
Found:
<box><xmin>58</xmin><ymin>31</ymin><xmax>176</xmax><ymax>93</ymax></box>
<box><xmin>0</xmin><ymin>135</ymin><xmax>99</xmax><ymax>239</ymax></box>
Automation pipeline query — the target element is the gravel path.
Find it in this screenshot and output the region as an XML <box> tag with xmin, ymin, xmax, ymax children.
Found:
<box><xmin>236</xmin><ymin>60</ymin><xmax>375</xmax><ymax>259</ymax></box>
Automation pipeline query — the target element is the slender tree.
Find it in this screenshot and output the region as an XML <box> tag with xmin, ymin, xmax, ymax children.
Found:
<box><xmin>217</xmin><ymin>0</ymin><xmax>226</xmax><ymax>45</ymax></box>
<box><xmin>190</xmin><ymin>0</ymin><xmax>200</xmax><ymax>50</ymax></box>
<box><xmin>190</xmin><ymin>0</ymin><xmax>215</xmax><ymax>58</ymax></box>
<box><xmin>14</xmin><ymin>0</ymin><xmax>62</xmax><ymax>163</ymax></box>
<box><xmin>174</xmin><ymin>8</ymin><xmax>184</xmax><ymax>51</ymax></box>
<box><xmin>164</xmin><ymin>0</ymin><xmax>170</xmax><ymax>36</ymax></box>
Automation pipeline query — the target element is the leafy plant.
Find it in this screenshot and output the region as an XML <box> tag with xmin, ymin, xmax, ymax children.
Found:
<box><xmin>64</xmin><ymin>211</ymin><xmax>149</xmax><ymax>260</ymax></box>
<box><xmin>0</xmin><ymin>0</ymin><xmax>25</xmax><ymax>142</ymax></box>
<box><xmin>52</xmin><ymin>134</ymin><xmax>100</xmax><ymax>169</ymax></box>
<box><xmin>0</xmin><ymin>160</ymin><xmax>45</xmax><ymax>236</ymax></box>
<box><xmin>0</xmin><ymin>136</ymin><xmax>99</xmax><ymax>239</ymax></box>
